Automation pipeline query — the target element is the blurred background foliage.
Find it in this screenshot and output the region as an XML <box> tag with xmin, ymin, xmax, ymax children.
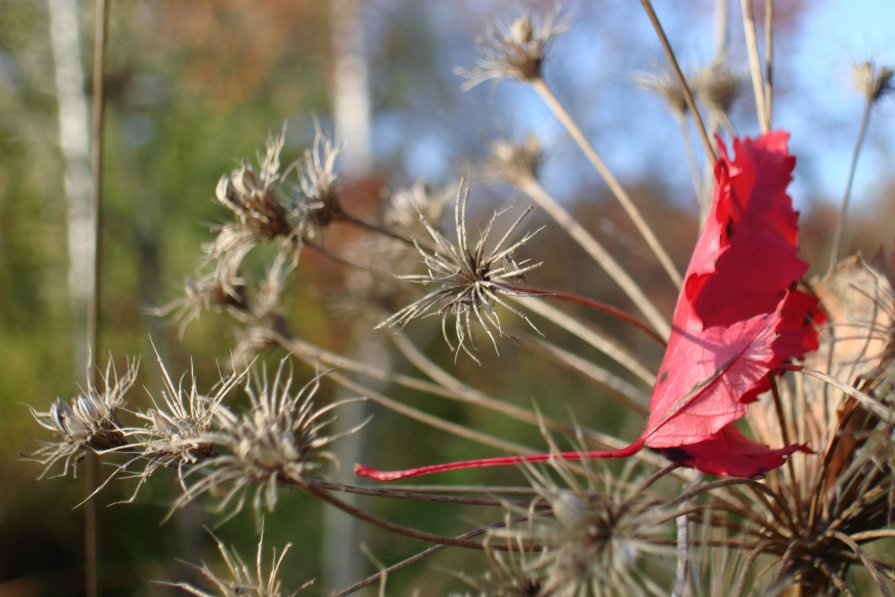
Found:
<box><xmin>1</xmin><ymin>0</ymin><xmax>894</xmax><ymax>594</ymax></box>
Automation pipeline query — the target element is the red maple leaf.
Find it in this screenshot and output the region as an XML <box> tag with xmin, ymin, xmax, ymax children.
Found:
<box><xmin>356</xmin><ymin>131</ymin><xmax>823</xmax><ymax>482</ymax></box>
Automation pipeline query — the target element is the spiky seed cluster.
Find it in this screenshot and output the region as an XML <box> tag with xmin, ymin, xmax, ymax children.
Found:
<box><xmin>852</xmin><ymin>61</ymin><xmax>894</xmax><ymax>103</ymax></box>
<box><xmin>164</xmin><ymin>529</ymin><xmax>312</xmax><ymax>596</ymax></box>
<box><xmin>377</xmin><ymin>183</ymin><xmax>544</xmax><ymax>362</ymax></box>
<box><xmin>116</xmin><ymin>356</ymin><xmax>241</xmax><ymax>500</ymax></box>
<box><xmin>479</xmin><ymin>461</ymin><xmax>678</xmax><ymax>596</ymax></box>
<box><xmin>460</xmin><ymin>11</ymin><xmax>568</xmax><ymax>90</ymax></box>
<box><xmin>175</xmin><ymin>364</ymin><xmax>367</xmax><ymax>517</ymax></box>
<box><xmin>211</xmin><ymin>131</ymin><xmax>298</xmax><ymax>286</ymax></box>
<box><xmin>29</xmin><ymin>359</ymin><xmax>136</xmax><ymax>477</ymax></box>
<box><xmin>487</xmin><ymin>134</ymin><xmax>543</xmax><ymax>187</ymax></box>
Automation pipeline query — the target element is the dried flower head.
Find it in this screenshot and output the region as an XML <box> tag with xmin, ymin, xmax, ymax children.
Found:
<box><xmin>164</xmin><ymin>528</ymin><xmax>312</xmax><ymax>596</ymax></box>
<box><xmin>632</xmin><ymin>69</ymin><xmax>689</xmax><ymax>117</ymax></box>
<box><xmin>852</xmin><ymin>60</ymin><xmax>894</xmax><ymax>103</ymax></box>
<box><xmin>486</xmin><ymin>134</ymin><xmax>543</xmax><ymax>187</ymax></box>
<box><xmin>294</xmin><ymin>126</ymin><xmax>342</xmax><ymax>239</ymax></box>
<box><xmin>377</xmin><ymin>182</ymin><xmax>544</xmax><ymax>362</ymax></box>
<box><xmin>460</xmin><ymin>10</ymin><xmax>569</xmax><ymax>90</ymax></box>
<box><xmin>116</xmin><ymin>354</ymin><xmax>243</xmax><ymax>500</ymax></box>
<box><xmin>174</xmin><ymin>363</ymin><xmax>367</xmax><ymax>519</ymax></box>
<box><xmin>692</xmin><ymin>61</ymin><xmax>743</xmax><ymax>116</ymax></box>
<box><xmin>210</xmin><ymin>130</ymin><xmax>301</xmax><ymax>283</ymax></box>
<box><xmin>480</xmin><ymin>459</ymin><xmax>678</xmax><ymax>596</ymax></box>
<box><xmin>29</xmin><ymin>358</ymin><xmax>136</xmax><ymax>477</ymax></box>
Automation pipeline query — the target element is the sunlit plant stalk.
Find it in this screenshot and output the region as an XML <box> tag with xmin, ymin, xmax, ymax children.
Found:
<box><xmin>85</xmin><ymin>0</ymin><xmax>111</xmax><ymax>594</ymax></box>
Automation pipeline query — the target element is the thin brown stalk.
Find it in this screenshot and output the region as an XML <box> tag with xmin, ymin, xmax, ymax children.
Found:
<box><xmin>333</xmin><ymin>514</ymin><xmax>537</xmax><ymax>596</ymax></box>
<box><xmin>337</xmin><ymin>209</ymin><xmax>423</xmax><ymax>249</ymax></box>
<box><xmin>86</xmin><ymin>1</ymin><xmax>110</xmax><ymax>595</ymax></box>
<box><xmin>769</xmin><ymin>377</ymin><xmax>803</xmax><ymax>524</ymax></box>
<box><xmin>639</xmin><ymin>0</ymin><xmax>718</xmax><ymax>162</ymax></box>
<box><xmin>304</xmin><ymin>478</ymin><xmax>515</xmax><ymax>507</ymax></box>
<box><xmin>515</xmin><ymin>175</ymin><xmax>671</xmax><ymax>337</ymax></box>
<box><xmin>740</xmin><ymin>0</ymin><xmax>770</xmax><ymax>133</ymax></box>
<box><xmin>528</xmin><ymin>77</ymin><xmax>683</xmax><ymax>290</ymax></box>
<box><xmin>299</xmin><ymin>479</ymin><xmax>536</xmax><ymax>551</ymax></box>
<box><xmin>828</xmin><ymin>99</ymin><xmax>873</xmax><ymax>271</ymax></box>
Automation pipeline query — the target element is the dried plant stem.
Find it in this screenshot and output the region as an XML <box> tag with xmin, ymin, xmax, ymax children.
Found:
<box><xmin>299</xmin><ymin>480</ymin><xmax>528</xmax><ymax>551</ymax></box>
<box><xmin>764</xmin><ymin>0</ymin><xmax>774</xmax><ymax>126</ymax></box>
<box><xmin>828</xmin><ymin>99</ymin><xmax>873</xmax><ymax>271</ymax></box>
<box><xmin>337</xmin><ymin>210</ymin><xmax>423</xmax><ymax>250</ymax></box>
<box><xmin>674</xmin><ymin>112</ymin><xmax>708</xmax><ymax>217</ymax></box>
<box><xmin>389</xmin><ymin>332</ymin><xmax>630</xmax><ymax>436</ymax></box>
<box><xmin>311</xmin><ymin>362</ymin><xmax>536</xmax><ymax>456</ymax></box>
<box><xmin>277</xmin><ymin>327</ymin><xmax>638</xmax><ymax>449</ymax></box>
<box><xmin>512</xmin><ymin>295</ymin><xmax>657</xmax><ymax>384</ymax></box>
<box><xmin>388</xmin><ymin>333</ymin><xmax>652</xmax><ymax>462</ymax></box>
<box><xmin>333</xmin><ymin>515</ymin><xmax>533</xmax><ymax>596</ymax></box>
<box><xmin>769</xmin><ymin>378</ymin><xmax>803</xmax><ymax>524</ymax></box>
<box><xmin>639</xmin><ymin>0</ymin><xmax>717</xmax><ymax>162</ymax></box>
<box><xmin>672</xmin><ymin>514</ymin><xmax>690</xmax><ymax>597</ymax></box>
<box><xmin>528</xmin><ymin>77</ymin><xmax>683</xmax><ymax>290</ymax></box>
<box><xmin>85</xmin><ymin>1</ymin><xmax>111</xmax><ymax>595</ymax></box>
<box><xmin>714</xmin><ymin>0</ymin><xmax>730</xmax><ymax>58</ymax></box>
<box><xmin>498</xmin><ymin>283</ymin><xmax>665</xmax><ymax>346</ymax></box>
<box><xmin>513</xmin><ymin>336</ymin><xmax>649</xmax><ymax>413</ymax></box>
<box><xmin>741</xmin><ymin>0</ymin><xmax>770</xmax><ymax>133</ymax></box>
<box><xmin>516</xmin><ymin>175</ymin><xmax>671</xmax><ymax>338</ymax></box>
<box><xmin>306</xmin><ymin>478</ymin><xmax>516</xmax><ymax>507</ymax></box>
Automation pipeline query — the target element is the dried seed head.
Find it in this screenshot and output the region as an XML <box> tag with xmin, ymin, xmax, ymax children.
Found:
<box><xmin>852</xmin><ymin>61</ymin><xmax>894</xmax><ymax>103</ymax></box>
<box><xmin>116</xmin><ymin>355</ymin><xmax>241</xmax><ymax>500</ymax></box>
<box><xmin>692</xmin><ymin>61</ymin><xmax>743</xmax><ymax>116</ymax></box>
<box><xmin>481</xmin><ymin>459</ymin><xmax>678</xmax><ymax>596</ymax></box>
<box><xmin>29</xmin><ymin>359</ymin><xmax>136</xmax><ymax>477</ymax></box>
<box><xmin>376</xmin><ymin>182</ymin><xmax>544</xmax><ymax>362</ymax></box>
<box><xmin>459</xmin><ymin>9</ymin><xmax>569</xmax><ymax>90</ymax></box>
<box><xmin>174</xmin><ymin>363</ymin><xmax>367</xmax><ymax>519</ymax></box>
<box><xmin>294</xmin><ymin>126</ymin><xmax>342</xmax><ymax>239</ymax></box>
<box><xmin>163</xmin><ymin>528</ymin><xmax>311</xmax><ymax>596</ymax></box>
<box><xmin>486</xmin><ymin>134</ymin><xmax>543</xmax><ymax>187</ymax></box>
<box><xmin>632</xmin><ymin>69</ymin><xmax>689</xmax><ymax>117</ymax></box>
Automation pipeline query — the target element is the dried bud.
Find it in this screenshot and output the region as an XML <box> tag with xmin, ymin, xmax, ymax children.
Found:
<box><xmin>852</xmin><ymin>61</ymin><xmax>894</xmax><ymax>103</ymax></box>
<box><xmin>459</xmin><ymin>9</ymin><xmax>569</xmax><ymax>89</ymax></box>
